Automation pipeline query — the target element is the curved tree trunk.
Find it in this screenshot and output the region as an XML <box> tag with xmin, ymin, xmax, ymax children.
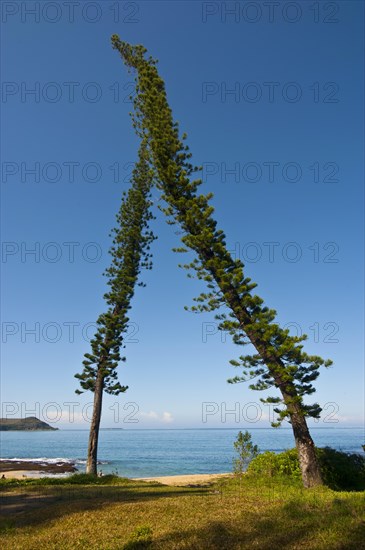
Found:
<box><xmin>291</xmin><ymin>413</ymin><xmax>322</xmax><ymax>487</ymax></box>
<box><xmin>243</xmin><ymin>323</ymin><xmax>323</xmax><ymax>487</ymax></box>
<box><xmin>86</xmin><ymin>371</ymin><xmax>104</xmax><ymax>475</ymax></box>
<box><xmin>201</xmin><ymin>254</ymin><xmax>323</xmax><ymax>487</ymax></box>
<box><xmin>204</xmin><ymin>255</ymin><xmax>324</xmax><ymax>487</ymax></box>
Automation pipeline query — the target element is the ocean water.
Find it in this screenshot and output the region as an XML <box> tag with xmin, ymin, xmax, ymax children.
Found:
<box><xmin>1</xmin><ymin>428</ymin><xmax>364</xmax><ymax>477</ymax></box>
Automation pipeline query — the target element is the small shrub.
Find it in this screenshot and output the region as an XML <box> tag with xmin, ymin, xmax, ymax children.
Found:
<box><xmin>233</xmin><ymin>431</ymin><xmax>259</xmax><ymax>474</ymax></box>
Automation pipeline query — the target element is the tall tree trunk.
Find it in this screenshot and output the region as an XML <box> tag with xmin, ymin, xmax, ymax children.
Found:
<box><xmin>76</xmin><ymin>141</ymin><xmax>154</xmax><ymax>477</ymax></box>
<box><xmin>86</xmin><ymin>371</ymin><xmax>104</xmax><ymax>475</ymax></box>
<box><xmin>213</xmin><ymin>267</ymin><xmax>323</xmax><ymax>487</ymax></box>
<box><xmin>291</xmin><ymin>412</ymin><xmax>322</xmax><ymax>487</ymax></box>
<box><xmin>85</xmin><ymin>311</ymin><xmax>118</xmax><ymax>476</ymax></box>
<box><xmin>244</xmin><ymin>324</ymin><xmax>323</xmax><ymax>487</ymax></box>
<box><xmin>236</xmin><ymin>342</ymin><xmax>321</xmax><ymax>485</ymax></box>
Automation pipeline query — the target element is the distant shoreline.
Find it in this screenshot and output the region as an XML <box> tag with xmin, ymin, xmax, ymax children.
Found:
<box><xmin>2</xmin><ymin>426</ymin><xmax>363</xmax><ymax>431</ymax></box>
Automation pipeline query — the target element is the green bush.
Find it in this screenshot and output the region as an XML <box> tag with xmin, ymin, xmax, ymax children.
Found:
<box><xmin>247</xmin><ymin>449</ymin><xmax>301</xmax><ymax>480</ymax></box>
<box><xmin>247</xmin><ymin>447</ymin><xmax>365</xmax><ymax>491</ymax></box>
<box><xmin>316</xmin><ymin>447</ymin><xmax>365</xmax><ymax>491</ymax></box>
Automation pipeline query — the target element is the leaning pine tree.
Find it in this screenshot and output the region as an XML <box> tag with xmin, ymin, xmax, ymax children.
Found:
<box><xmin>75</xmin><ymin>140</ymin><xmax>155</xmax><ymax>475</ymax></box>
<box><xmin>111</xmin><ymin>36</ymin><xmax>333</xmax><ymax>488</ymax></box>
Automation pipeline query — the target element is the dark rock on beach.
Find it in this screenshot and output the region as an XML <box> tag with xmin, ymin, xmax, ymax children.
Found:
<box><xmin>0</xmin><ymin>460</ymin><xmax>77</xmax><ymax>474</ymax></box>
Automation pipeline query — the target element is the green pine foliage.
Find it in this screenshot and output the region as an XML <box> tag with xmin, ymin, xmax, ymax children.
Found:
<box><xmin>111</xmin><ymin>36</ymin><xmax>332</xmax><ymax>427</ymax></box>
<box><xmin>75</xmin><ymin>140</ymin><xmax>156</xmax><ymax>395</ymax></box>
<box><xmin>233</xmin><ymin>430</ymin><xmax>260</xmax><ymax>474</ymax></box>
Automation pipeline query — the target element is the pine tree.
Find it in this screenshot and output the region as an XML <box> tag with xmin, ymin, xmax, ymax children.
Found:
<box><xmin>233</xmin><ymin>431</ymin><xmax>259</xmax><ymax>475</ymax></box>
<box><xmin>75</xmin><ymin>139</ymin><xmax>156</xmax><ymax>475</ymax></box>
<box><xmin>111</xmin><ymin>36</ymin><xmax>333</xmax><ymax>488</ymax></box>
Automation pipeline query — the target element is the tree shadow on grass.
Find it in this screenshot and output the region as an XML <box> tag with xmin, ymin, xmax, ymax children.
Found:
<box><xmin>0</xmin><ymin>481</ymin><xmax>207</xmax><ymax>530</ymax></box>
<box><xmin>145</xmin><ymin>495</ymin><xmax>365</xmax><ymax>549</ymax></box>
<box><xmin>1</xmin><ymin>480</ymin><xmax>364</xmax><ymax>548</ymax></box>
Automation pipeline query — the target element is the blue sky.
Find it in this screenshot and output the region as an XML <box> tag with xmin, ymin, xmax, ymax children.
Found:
<box><xmin>1</xmin><ymin>1</ymin><xmax>364</xmax><ymax>430</ymax></box>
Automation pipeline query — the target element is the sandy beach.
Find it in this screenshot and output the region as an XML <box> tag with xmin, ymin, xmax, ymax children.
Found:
<box><xmin>1</xmin><ymin>468</ymin><xmax>232</xmax><ymax>485</ymax></box>
<box><xmin>1</xmin><ymin>470</ymin><xmax>55</xmax><ymax>479</ymax></box>
<box><xmin>132</xmin><ymin>473</ymin><xmax>233</xmax><ymax>486</ymax></box>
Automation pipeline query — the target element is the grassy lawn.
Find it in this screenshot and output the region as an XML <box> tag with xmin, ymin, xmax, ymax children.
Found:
<box><xmin>0</xmin><ymin>474</ymin><xmax>364</xmax><ymax>549</ymax></box>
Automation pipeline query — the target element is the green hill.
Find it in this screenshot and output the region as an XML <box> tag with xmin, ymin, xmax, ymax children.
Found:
<box><xmin>0</xmin><ymin>417</ymin><xmax>58</xmax><ymax>431</ymax></box>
